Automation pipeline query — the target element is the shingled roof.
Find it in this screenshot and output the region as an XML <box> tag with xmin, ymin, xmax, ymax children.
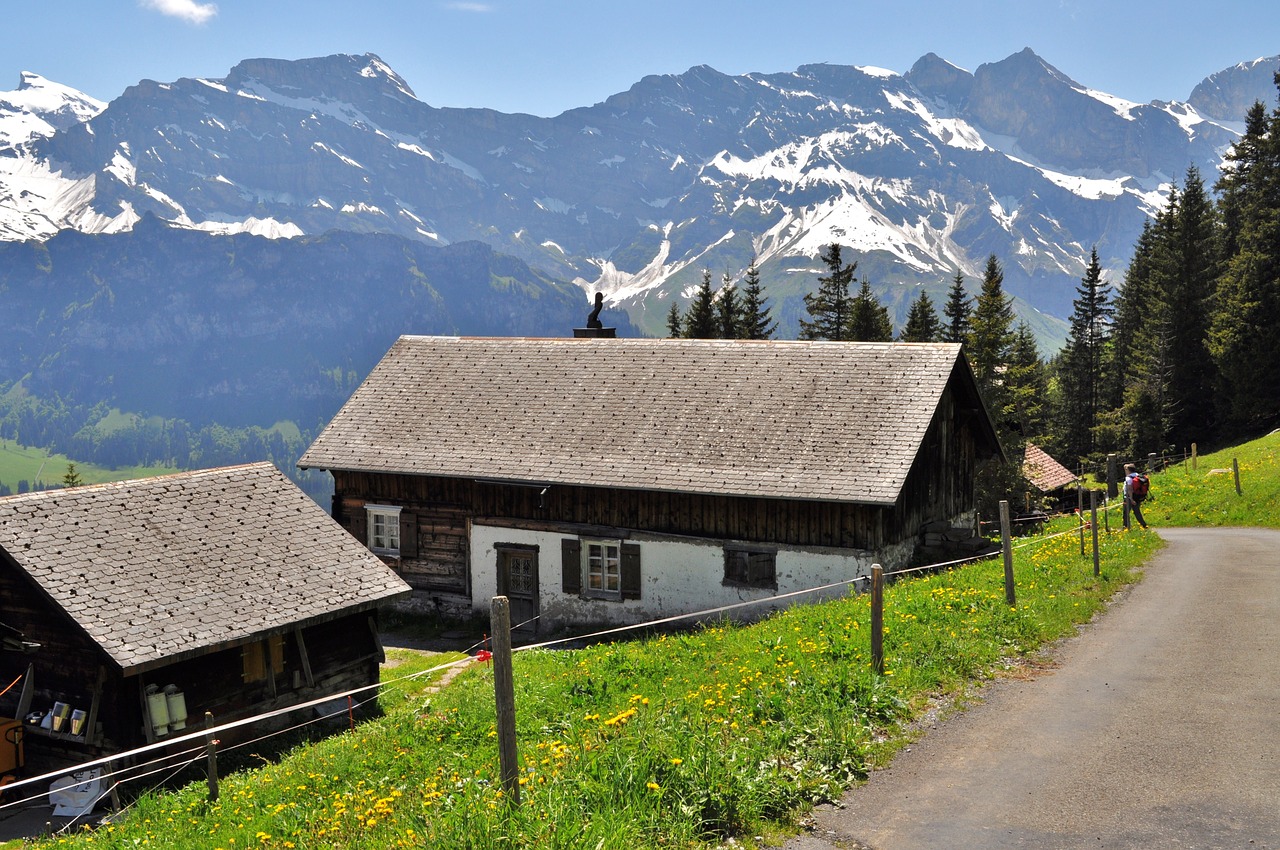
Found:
<box><xmin>0</xmin><ymin>463</ymin><xmax>410</xmax><ymax>676</ymax></box>
<box><xmin>300</xmin><ymin>337</ymin><xmax>994</xmax><ymax>506</ymax></box>
<box><xmin>1023</xmin><ymin>443</ymin><xmax>1079</xmax><ymax>492</ymax></box>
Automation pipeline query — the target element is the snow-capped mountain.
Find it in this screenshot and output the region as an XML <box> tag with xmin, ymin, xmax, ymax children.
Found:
<box><xmin>0</xmin><ymin>50</ymin><xmax>1268</xmax><ymax>336</ymax></box>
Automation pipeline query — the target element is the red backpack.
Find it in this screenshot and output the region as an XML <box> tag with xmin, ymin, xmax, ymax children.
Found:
<box><xmin>1130</xmin><ymin>473</ymin><xmax>1150</xmax><ymax>502</ymax></box>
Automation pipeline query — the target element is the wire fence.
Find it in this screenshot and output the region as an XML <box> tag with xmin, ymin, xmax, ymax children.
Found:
<box><xmin>0</xmin><ymin>501</ymin><xmax>1132</xmax><ymax>830</ymax></box>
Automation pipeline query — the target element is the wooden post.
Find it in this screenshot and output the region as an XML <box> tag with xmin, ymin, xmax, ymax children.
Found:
<box><xmin>1103</xmin><ymin>492</ymin><xmax>1110</xmax><ymax>534</ymax></box>
<box><xmin>107</xmin><ymin>759</ymin><xmax>122</xmax><ymax>811</ymax></box>
<box><xmin>1077</xmin><ymin>485</ymin><xmax>1085</xmax><ymax>555</ymax></box>
<box><xmin>1192</xmin><ymin>442</ymin><xmax>1198</xmax><ymax>470</ymax></box>
<box><xmin>491</xmin><ymin>596</ymin><xmax>520</xmax><ymax>804</ymax></box>
<box><xmin>1091</xmin><ymin>490</ymin><xmax>1101</xmax><ymax>577</ymax></box>
<box><xmin>999</xmin><ymin>500</ymin><xmax>1016</xmax><ymax>607</ymax></box>
<box><xmin>1148</xmin><ymin>452</ymin><xmax>1158</xmax><ymax>473</ymax></box>
<box><xmin>1233</xmin><ymin>458</ymin><xmax>1242</xmax><ymax>496</ymax></box>
<box><xmin>870</xmin><ymin>565</ymin><xmax>884</xmax><ymax>676</ymax></box>
<box><xmin>204</xmin><ymin>711</ymin><xmax>219</xmax><ymax>803</ymax></box>
<box><xmin>1106</xmin><ymin>453</ymin><xmax>1118</xmax><ymax>499</ymax></box>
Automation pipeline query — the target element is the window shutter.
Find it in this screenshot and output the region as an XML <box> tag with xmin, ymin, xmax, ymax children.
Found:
<box><xmin>399</xmin><ymin>510</ymin><xmax>418</xmax><ymax>558</ymax></box>
<box><xmin>561</xmin><ymin>538</ymin><xmax>581</xmax><ymax>595</ymax></box>
<box><xmin>620</xmin><ymin>542</ymin><xmax>642</xmax><ymax>600</ymax></box>
<box><xmin>349</xmin><ymin>502</ymin><xmax>369</xmax><ymax>546</ymax></box>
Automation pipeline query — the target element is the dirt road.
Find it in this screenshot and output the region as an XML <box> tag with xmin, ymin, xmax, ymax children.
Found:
<box><xmin>783</xmin><ymin>528</ymin><xmax>1280</xmax><ymax>850</ymax></box>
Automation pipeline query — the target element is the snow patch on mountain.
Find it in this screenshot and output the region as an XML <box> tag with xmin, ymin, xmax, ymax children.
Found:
<box><xmin>0</xmin><ymin>72</ymin><xmax>105</xmax><ymax>149</ymax></box>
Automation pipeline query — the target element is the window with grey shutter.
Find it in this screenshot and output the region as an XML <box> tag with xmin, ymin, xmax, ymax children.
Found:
<box><xmin>620</xmin><ymin>542</ymin><xmax>641</xmax><ymax>599</ymax></box>
<box><xmin>561</xmin><ymin>538</ymin><xmax>581</xmax><ymax>595</ymax></box>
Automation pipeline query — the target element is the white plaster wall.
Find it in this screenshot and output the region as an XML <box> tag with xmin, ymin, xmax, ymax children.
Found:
<box><xmin>470</xmin><ymin>523</ymin><xmax>914</xmax><ymax>630</ymax></box>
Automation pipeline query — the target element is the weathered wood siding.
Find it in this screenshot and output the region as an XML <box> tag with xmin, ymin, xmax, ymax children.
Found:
<box><xmin>1</xmin><ymin>559</ymin><xmax>383</xmax><ymax>757</ymax></box>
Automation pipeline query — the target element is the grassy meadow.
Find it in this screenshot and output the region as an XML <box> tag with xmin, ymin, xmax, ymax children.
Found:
<box><xmin>21</xmin><ymin>432</ymin><xmax>1277</xmax><ymax>849</ymax></box>
<box><xmin>1142</xmin><ymin>430</ymin><xmax>1280</xmax><ymax>528</ymax></box>
<box><xmin>0</xmin><ymin>442</ymin><xmax>176</xmax><ymax>494</ymax></box>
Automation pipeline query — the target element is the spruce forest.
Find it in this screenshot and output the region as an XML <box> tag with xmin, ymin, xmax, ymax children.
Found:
<box><xmin>668</xmin><ymin>75</ymin><xmax>1280</xmax><ymax>514</ymax></box>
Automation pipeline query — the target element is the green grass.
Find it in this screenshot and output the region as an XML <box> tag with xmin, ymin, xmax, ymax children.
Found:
<box><xmin>34</xmin><ymin>516</ymin><xmax>1162</xmax><ymax>850</ymax></box>
<box><xmin>1143</xmin><ymin>430</ymin><xmax>1280</xmax><ymax>529</ymax></box>
<box><xmin>0</xmin><ymin>442</ymin><xmax>177</xmax><ymax>493</ymax></box>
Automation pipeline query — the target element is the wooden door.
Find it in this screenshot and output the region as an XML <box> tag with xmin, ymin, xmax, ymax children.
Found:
<box><xmin>497</xmin><ymin>547</ymin><xmax>539</xmax><ymax>635</ymax></box>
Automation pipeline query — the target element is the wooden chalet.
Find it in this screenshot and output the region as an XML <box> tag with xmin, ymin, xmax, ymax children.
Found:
<box><xmin>299</xmin><ymin>337</ymin><xmax>1003</xmax><ymax>632</ymax></box>
<box><xmin>0</xmin><ymin>463</ymin><xmax>410</xmax><ymax>768</ymax></box>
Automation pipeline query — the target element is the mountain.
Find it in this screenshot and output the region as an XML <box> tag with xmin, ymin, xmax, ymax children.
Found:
<box><xmin>0</xmin><ymin>72</ymin><xmax>105</xmax><ymax>149</ymax></box>
<box><xmin>0</xmin><ymin>51</ymin><xmax>1272</xmax><ymax>343</ymax></box>
<box><xmin>1188</xmin><ymin>55</ymin><xmax>1280</xmax><ymax>122</ymax></box>
<box><xmin>0</xmin><ymin>216</ymin><xmax>619</xmax><ymax>435</ymax></box>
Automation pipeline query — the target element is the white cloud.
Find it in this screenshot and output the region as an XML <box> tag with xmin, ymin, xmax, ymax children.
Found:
<box><xmin>140</xmin><ymin>0</ymin><xmax>219</xmax><ymax>24</ymax></box>
<box><xmin>443</xmin><ymin>2</ymin><xmax>493</xmax><ymax>11</ymax></box>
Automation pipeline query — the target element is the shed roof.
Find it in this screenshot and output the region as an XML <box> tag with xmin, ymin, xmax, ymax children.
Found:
<box><xmin>300</xmin><ymin>337</ymin><xmax>996</xmax><ymax>506</ymax></box>
<box><xmin>1023</xmin><ymin>443</ymin><xmax>1078</xmax><ymax>492</ymax></box>
<box><xmin>0</xmin><ymin>463</ymin><xmax>410</xmax><ymax>675</ymax></box>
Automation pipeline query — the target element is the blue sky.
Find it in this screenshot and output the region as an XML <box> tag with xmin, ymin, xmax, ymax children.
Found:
<box><xmin>6</xmin><ymin>1</ymin><xmax>1279</xmax><ymax>115</ymax></box>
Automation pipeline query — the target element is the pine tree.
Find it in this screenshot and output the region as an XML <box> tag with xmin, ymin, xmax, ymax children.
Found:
<box><xmin>967</xmin><ymin>254</ymin><xmax>1016</xmax><ymax>419</ymax></box>
<box><xmin>716</xmin><ymin>272</ymin><xmax>744</xmax><ymax>339</ymax></box>
<box><xmin>942</xmin><ymin>271</ymin><xmax>973</xmax><ymax>344</ymax></box>
<box><xmin>847</xmin><ymin>278</ymin><xmax>894</xmax><ymax>341</ymax></box>
<box><xmin>1054</xmin><ymin>247</ymin><xmax>1113</xmax><ymax>464</ymax></box>
<box><xmin>1209</xmin><ymin>75</ymin><xmax>1280</xmax><ymax>435</ymax></box>
<box><xmin>1162</xmin><ymin>167</ymin><xmax>1220</xmax><ymax>448</ymax></box>
<box><xmin>683</xmin><ymin>270</ymin><xmax>717</xmax><ymax>338</ymax></box>
<box><xmin>1005</xmin><ymin>323</ymin><xmax>1048</xmax><ymax>444</ymax></box>
<box><xmin>665</xmin><ymin>301</ymin><xmax>683</xmax><ymax>339</ymax></box>
<box><xmin>899</xmin><ymin>290</ymin><xmax>942</xmax><ymax>342</ymax></box>
<box><xmin>738</xmin><ymin>259</ymin><xmax>777</xmax><ymax>340</ymax></box>
<box><xmin>61</xmin><ymin>462</ymin><xmax>83</xmax><ymax>488</ymax></box>
<box><xmin>799</xmin><ymin>244</ymin><xmax>855</xmax><ymax>340</ymax></box>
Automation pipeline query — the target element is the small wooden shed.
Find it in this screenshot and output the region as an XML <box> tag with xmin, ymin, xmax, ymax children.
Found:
<box><xmin>300</xmin><ymin>337</ymin><xmax>1003</xmax><ymax>632</ymax></box>
<box><xmin>0</xmin><ymin>463</ymin><xmax>409</xmax><ymax>766</ymax></box>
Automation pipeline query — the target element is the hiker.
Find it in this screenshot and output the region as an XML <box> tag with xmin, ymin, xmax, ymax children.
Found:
<box><xmin>1123</xmin><ymin>463</ymin><xmax>1149</xmax><ymax>530</ymax></box>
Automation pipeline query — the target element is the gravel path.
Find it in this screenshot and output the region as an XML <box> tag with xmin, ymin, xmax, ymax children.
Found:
<box><xmin>782</xmin><ymin>527</ymin><xmax>1280</xmax><ymax>850</ymax></box>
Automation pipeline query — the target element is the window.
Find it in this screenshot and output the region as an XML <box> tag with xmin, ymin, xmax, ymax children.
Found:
<box><xmin>562</xmin><ymin>538</ymin><xmax>642</xmax><ymax>601</ymax></box>
<box><xmin>584</xmin><ymin>540</ymin><xmax>621</xmax><ymax>599</ymax></box>
<box><xmin>723</xmin><ymin>546</ymin><xmax>777</xmax><ymax>589</ymax></box>
<box><xmin>365</xmin><ymin>505</ymin><xmax>402</xmax><ymax>556</ymax></box>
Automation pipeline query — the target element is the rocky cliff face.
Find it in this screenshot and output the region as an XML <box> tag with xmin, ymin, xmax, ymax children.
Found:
<box><xmin>1188</xmin><ymin>56</ymin><xmax>1280</xmax><ymax>122</ymax></box>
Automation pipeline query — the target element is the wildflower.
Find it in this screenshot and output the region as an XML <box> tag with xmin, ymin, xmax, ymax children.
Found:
<box><xmin>669</xmin><ymin>758</ymin><xmax>683</xmax><ymax>765</ymax></box>
<box><xmin>647</xmin><ymin>781</ymin><xmax>661</xmax><ymax>791</ymax></box>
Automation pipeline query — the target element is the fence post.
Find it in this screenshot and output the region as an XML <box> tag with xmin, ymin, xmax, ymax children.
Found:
<box><xmin>1091</xmin><ymin>490</ymin><xmax>1101</xmax><ymax>577</ymax></box>
<box><xmin>491</xmin><ymin>596</ymin><xmax>520</xmax><ymax>805</ymax></box>
<box><xmin>1107</xmin><ymin>453</ymin><xmax>1118</xmax><ymax>499</ymax></box>
<box><xmin>1233</xmin><ymin>458</ymin><xmax>1242</xmax><ymax>496</ymax></box>
<box><xmin>1192</xmin><ymin>442</ymin><xmax>1198</xmax><ymax>470</ymax></box>
<box><xmin>1103</xmin><ymin>491</ymin><xmax>1110</xmax><ymax>534</ymax></box>
<box><xmin>999</xmin><ymin>500</ymin><xmax>1016</xmax><ymax>607</ymax></box>
<box><xmin>204</xmin><ymin>711</ymin><xmax>219</xmax><ymax>803</ymax></box>
<box><xmin>1077</xmin><ymin>485</ymin><xmax>1085</xmax><ymax>555</ymax></box>
<box><xmin>870</xmin><ymin>565</ymin><xmax>884</xmax><ymax>676</ymax></box>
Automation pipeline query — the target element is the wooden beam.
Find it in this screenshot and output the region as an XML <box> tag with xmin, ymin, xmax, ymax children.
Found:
<box><xmin>294</xmin><ymin>628</ymin><xmax>315</xmax><ymax>688</ymax></box>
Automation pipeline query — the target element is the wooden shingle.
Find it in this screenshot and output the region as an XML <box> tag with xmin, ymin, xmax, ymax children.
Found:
<box><xmin>0</xmin><ymin>463</ymin><xmax>410</xmax><ymax>675</ymax></box>
<box><xmin>300</xmin><ymin>337</ymin><xmax>974</xmax><ymax>506</ymax></box>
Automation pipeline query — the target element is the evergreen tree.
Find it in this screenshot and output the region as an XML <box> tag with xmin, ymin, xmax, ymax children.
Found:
<box><xmin>683</xmin><ymin>270</ymin><xmax>718</xmax><ymax>338</ymax></box>
<box><xmin>899</xmin><ymin>290</ymin><xmax>942</xmax><ymax>342</ymax></box>
<box><xmin>716</xmin><ymin>272</ymin><xmax>744</xmax><ymax>339</ymax></box>
<box><xmin>1209</xmin><ymin>75</ymin><xmax>1280</xmax><ymax>435</ymax></box>
<box><xmin>61</xmin><ymin>462</ymin><xmax>83</xmax><ymax>488</ymax></box>
<box><xmin>1162</xmin><ymin>167</ymin><xmax>1220</xmax><ymax>448</ymax></box>
<box><xmin>799</xmin><ymin>244</ymin><xmax>854</xmax><ymax>341</ymax></box>
<box><xmin>1054</xmin><ymin>247</ymin><xmax>1113</xmax><ymax>464</ymax></box>
<box><xmin>847</xmin><ymin>278</ymin><xmax>894</xmax><ymax>341</ymax></box>
<box><xmin>1005</xmin><ymin>323</ymin><xmax>1048</xmax><ymax>444</ymax></box>
<box><xmin>967</xmin><ymin>254</ymin><xmax>1016</xmax><ymax>418</ymax></box>
<box><xmin>738</xmin><ymin>259</ymin><xmax>777</xmax><ymax>340</ymax></box>
<box><xmin>665</xmin><ymin>300</ymin><xmax>683</xmax><ymax>339</ymax></box>
<box><xmin>942</xmin><ymin>272</ymin><xmax>973</xmax><ymax>344</ymax></box>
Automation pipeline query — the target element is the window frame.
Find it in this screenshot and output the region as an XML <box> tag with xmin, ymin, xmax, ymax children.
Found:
<box><xmin>581</xmin><ymin>538</ymin><xmax>622</xmax><ymax>600</ymax></box>
<box><xmin>365</xmin><ymin>504</ymin><xmax>402</xmax><ymax>557</ymax></box>
<box><xmin>722</xmin><ymin>545</ymin><xmax>778</xmax><ymax>590</ymax></box>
